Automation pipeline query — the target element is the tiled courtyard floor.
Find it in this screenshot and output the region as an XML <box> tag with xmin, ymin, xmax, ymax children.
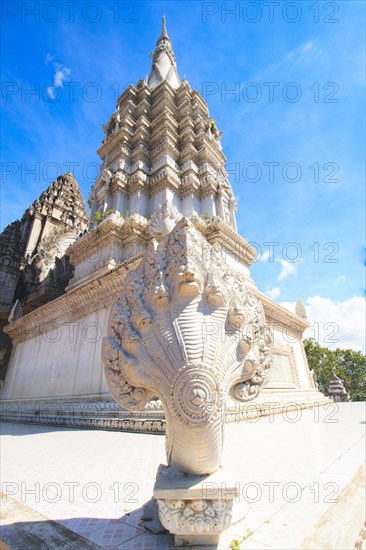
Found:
<box><xmin>0</xmin><ymin>402</ymin><xmax>365</xmax><ymax>549</ymax></box>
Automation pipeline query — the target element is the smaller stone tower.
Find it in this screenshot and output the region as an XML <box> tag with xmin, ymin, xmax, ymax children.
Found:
<box><xmin>0</xmin><ymin>172</ymin><xmax>88</xmax><ymax>380</ymax></box>
<box><xmin>328</xmin><ymin>374</ymin><xmax>349</xmax><ymax>402</ymax></box>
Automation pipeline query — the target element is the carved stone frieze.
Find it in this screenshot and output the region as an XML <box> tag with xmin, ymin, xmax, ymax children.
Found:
<box><xmin>153</xmin><ymin>463</ymin><xmax>239</xmax><ymax>546</ymax></box>
<box><xmin>0</xmin><ymin>399</ymin><xmax>165</xmax><ymax>432</ymax></box>
<box><xmin>157</xmin><ymin>498</ymin><xmax>233</xmax><ymax>536</ymax></box>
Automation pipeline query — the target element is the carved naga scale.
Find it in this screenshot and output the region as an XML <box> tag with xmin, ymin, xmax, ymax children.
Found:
<box><xmin>103</xmin><ymin>215</ymin><xmax>273</xmax><ymax>476</ymax></box>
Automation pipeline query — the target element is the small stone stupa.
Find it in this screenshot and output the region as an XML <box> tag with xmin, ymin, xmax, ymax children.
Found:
<box><xmin>328</xmin><ymin>374</ymin><xmax>349</xmax><ymax>402</ymax></box>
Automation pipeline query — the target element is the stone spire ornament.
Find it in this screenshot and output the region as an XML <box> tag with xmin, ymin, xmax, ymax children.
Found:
<box><xmin>161</xmin><ymin>14</ymin><xmax>168</xmax><ymax>38</ymax></box>
<box><xmin>328</xmin><ymin>374</ymin><xmax>349</xmax><ymax>402</ymax></box>
<box><xmin>148</xmin><ymin>16</ymin><xmax>181</xmax><ymax>89</ymax></box>
<box><xmin>295</xmin><ymin>298</ymin><xmax>307</xmax><ymax>319</ymax></box>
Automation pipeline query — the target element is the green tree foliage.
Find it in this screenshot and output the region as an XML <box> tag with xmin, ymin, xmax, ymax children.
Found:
<box><xmin>304</xmin><ymin>338</ymin><xmax>366</xmax><ymax>401</ymax></box>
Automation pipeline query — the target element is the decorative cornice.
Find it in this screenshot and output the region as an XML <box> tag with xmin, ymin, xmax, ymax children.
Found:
<box><xmin>192</xmin><ymin>216</ymin><xmax>256</xmax><ymax>266</ymax></box>
<box><xmin>256</xmin><ymin>290</ymin><xmax>309</xmax><ymax>335</ymax></box>
<box><xmin>67</xmin><ymin>214</ymin><xmax>149</xmax><ymax>265</ymax></box>
<box><xmin>4</xmin><ymin>253</ymin><xmax>144</xmax><ymax>343</ymax></box>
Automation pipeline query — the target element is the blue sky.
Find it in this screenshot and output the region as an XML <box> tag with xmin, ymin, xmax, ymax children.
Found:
<box><xmin>1</xmin><ymin>1</ymin><xmax>365</xmax><ymax>350</ymax></box>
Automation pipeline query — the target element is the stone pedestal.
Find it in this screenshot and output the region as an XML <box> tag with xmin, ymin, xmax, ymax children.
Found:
<box><xmin>153</xmin><ymin>464</ymin><xmax>239</xmax><ymax>547</ymax></box>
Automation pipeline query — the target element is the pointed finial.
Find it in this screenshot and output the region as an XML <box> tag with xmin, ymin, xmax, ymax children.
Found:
<box><xmin>161</xmin><ymin>15</ymin><xmax>168</xmax><ymax>39</ymax></box>
<box><xmin>147</xmin><ymin>16</ymin><xmax>180</xmax><ymax>89</ymax></box>
<box><xmin>295</xmin><ymin>298</ymin><xmax>307</xmax><ymax>319</ymax></box>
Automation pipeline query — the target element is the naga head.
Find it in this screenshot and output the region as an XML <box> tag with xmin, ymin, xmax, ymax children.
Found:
<box><xmin>174</xmin><ymin>263</ymin><xmax>203</xmax><ymax>299</ymax></box>
<box><xmin>227</xmin><ymin>297</ymin><xmax>246</xmax><ymax>328</ymax></box>
<box><xmin>206</xmin><ymin>272</ymin><xmax>227</xmax><ymax>307</ymax></box>
<box><xmin>103</xmin><ymin>218</ymin><xmax>273</xmax><ymax>475</ymax></box>
<box><xmin>131</xmin><ymin>303</ymin><xmax>153</xmax><ymax>334</ymax></box>
<box><xmin>151</xmin><ymin>285</ymin><xmax>170</xmax><ymax>309</ymax></box>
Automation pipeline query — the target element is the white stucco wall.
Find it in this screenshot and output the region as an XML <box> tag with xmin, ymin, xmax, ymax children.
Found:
<box><xmin>1</xmin><ymin>302</ymin><xmax>313</xmax><ymax>402</ymax></box>
<box><xmin>1</xmin><ymin>308</ymin><xmax>112</xmax><ymax>400</ymax></box>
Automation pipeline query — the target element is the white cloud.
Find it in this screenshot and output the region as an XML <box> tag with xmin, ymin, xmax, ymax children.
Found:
<box><xmin>260</xmin><ymin>250</ymin><xmax>271</xmax><ymax>262</ymax></box>
<box><xmin>281</xmin><ymin>296</ymin><xmax>366</xmax><ymax>353</ymax></box>
<box><xmin>46</xmin><ymin>86</ymin><xmax>56</xmax><ymax>99</ymax></box>
<box><xmin>54</xmin><ymin>64</ymin><xmax>71</xmax><ymax>87</ymax></box>
<box><xmin>44</xmin><ymin>54</ymin><xmax>71</xmax><ymax>99</ymax></box>
<box><xmin>301</xmin><ymin>41</ymin><xmax>314</xmax><ymax>54</ymax></box>
<box><xmin>278</xmin><ymin>259</ymin><xmax>297</xmax><ymax>281</ymax></box>
<box><xmin>44</xmin><ymin>53</ymin><xmax>54</xmax><ymax>65</ymax></box>
<box><xmin>259</xmin><ymin>253</ymin><xmax>300</xmax><ymax>282</ymax></box>
<box><xmin>336</xmin><ymin>275</ymin><xmax>347</xmax><ymax>284</ymax></box>
<box><xmin>265</xmin><ymin>287</ymin><xmax>281</xmax><ymax>299</ymax></box>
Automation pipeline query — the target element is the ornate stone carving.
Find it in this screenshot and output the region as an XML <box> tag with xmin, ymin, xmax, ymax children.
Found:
<box><xmin>148</xmin><ymin>201</ymin><xmax>182</xmax><ymax>239</ymax></box>
<box><xmin>20</xmin><ymin>226</ymin><xmax>78</xmax><ymax>297</ymax></box>
<box><xmin>103</xmin><ymin>217</ymin><xmax>273</xmax><ymax>476</ymax></box>
<box><xmin>157</xmin><ymin>498</ymin><xmax>233</xmax><ymax>536</ymax></box>
<box><xmin>0</xmin><ymin>221</ymin><xmax>21</xmax><ymax>274</ymax></box>
<box><xmin>0</xmin><ymin>399</ymin><xmax>166</xmax><ymax>432</ymax></box>
<box><xmin>153</xmin><ymin>463</ymin><xmax>239</xmax><ymax>546</ymax></box>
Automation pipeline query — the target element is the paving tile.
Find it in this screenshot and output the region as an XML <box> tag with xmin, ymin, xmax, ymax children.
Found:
<box><xmin>1</xmin><ymin>403</ymin><xmax>365</xmax><ymax>550</ymax></box>
<box><xmin>118</xmin><ymin>508</ymin><xmax>147</xmax><ymax>531</ymax></box>
<box><xmin>116</xmin><ymin>532</ymin><xmax>174</xmax><ymax>549</ymax></box>
<box><xmin>88</xmin><ymin>518</ymin><xmax>145</xmax><ymax>548</ymax></box>
<box><xmin>57</xmin><ymin>516</ymin><xmax>113</xmax><ymax>538</ymax></box>
<box><xmin>239</xmin><ymin>538</ymin><xmax>273</xmax><ymax>549</ymax></box>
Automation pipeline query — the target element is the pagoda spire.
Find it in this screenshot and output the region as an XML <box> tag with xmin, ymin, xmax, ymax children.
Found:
<box><xmin>161</xmin><ymin>14</ymin><xmax>168</xmax><ymax>39</ymax></box>
<box><xmin>147</xmin><ymin>16</ymin><xmax>181</xmax><ymax>89</ymax></box>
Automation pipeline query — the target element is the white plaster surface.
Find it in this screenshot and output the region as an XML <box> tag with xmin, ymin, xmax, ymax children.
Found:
<box><xmin>1</xmin><ymin>309</ymin><xmax>111</xmax><ymax>400</ymax></box>
<box><xmin>1</xmin><ymin>402</ymin><xmax>364</xmax><ymax>549</ymax></box>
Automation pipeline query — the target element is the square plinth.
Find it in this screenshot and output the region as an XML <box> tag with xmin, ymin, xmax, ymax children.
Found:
<box><xmin>153</xmin><ymin>465</ymin><xmax>239</xmax><ymax>546</ymax></box>
<box><xmin>153</xmin><ymin>464</ymin><xmax>238</xmax><ymax>500</ymax></box>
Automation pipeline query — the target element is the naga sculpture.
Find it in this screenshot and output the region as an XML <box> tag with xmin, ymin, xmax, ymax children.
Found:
<box><xmin>102</xmin><ymin>207</ymin><xmax>273</xmax><ymax>542</ymax></box>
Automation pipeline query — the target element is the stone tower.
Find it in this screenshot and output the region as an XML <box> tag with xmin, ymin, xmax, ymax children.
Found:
<box><xmin>70</xmin><ymin>17</ymin><xmax>254</xmax><ymax>291</ymax></box>
<box><xmin>90</xmin><ymin>17</ymin><xmax>237</xmax><ymax>233</ymax></box>
<box><xmin>0</xmin><ymin>172</ymin><xmax>88</xmax><ymax>380</ymax></box>
<box><xmin>328</xmin><ymin>374</ymin><xmax>349</xmax><ymax>402</ymax></box>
